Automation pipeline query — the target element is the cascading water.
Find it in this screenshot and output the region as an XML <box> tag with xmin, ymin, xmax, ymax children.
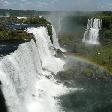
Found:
<box><xmin>27</xmin><ymin>27</ymin><xmax>65</xmax><ymax>73</ymax></box>
<box><xmin>0</xmin><ymin>26</ymin><xmax>71</xmax><ymax>112</ymax></box>
<box><xmin>82</xmin><ymin>18</ymin><xmax>102</xmax><ymax>45</ymax></box>
<box><xmin>52</xmin><ymin>26</ymin><xmax>61</xmax><ymax>50</ymax></box>
<box><xmin>52</xmin><ymin>26</ymin><xmax>66</xmax><ymax>52</ymax></box>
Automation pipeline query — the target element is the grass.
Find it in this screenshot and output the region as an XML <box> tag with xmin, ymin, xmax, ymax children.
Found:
<box><xmin>73</xmin><ymin>44</ymin><xmax>112</xmax><ymax>74</ymax></box>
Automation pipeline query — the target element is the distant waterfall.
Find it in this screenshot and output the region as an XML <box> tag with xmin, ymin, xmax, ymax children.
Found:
<box><xmin>0</xmin><ymin>27</ymin><xmax>69</xmax><ymax>112</ymax></box>
<box><xmin>82</xmin><ymin>18</ymin><xmax>102</xmax><ymax>45</ymax></box>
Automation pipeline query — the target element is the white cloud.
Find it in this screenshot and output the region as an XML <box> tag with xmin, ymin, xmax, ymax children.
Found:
<box><xmin>0</xmin><ymin>0</ymin><xmax>112</xmax><ymax>11</ymax></box>
<box><xmin>18</xmin><ymin>0</ymin><xmax>50</xmax><ymax>10</ymax></box>
<box><xmin>21</xmin><ymin>0</ymin><xmax>27</xmax><ymax>2</ymax></box>
<box><xmin>4</xmin><ymin>1</ymin><xmax>9</xmax><ymax>5</ymax></box>
<box><xmin>97</xmin><ymin>1</ymin><xmax>112</xmax><ymax>11</ymax></box>
<box><xmin>51</xmin><ymin>0</ymin><xmax>59</xmax><ymax>4</ymax></box>
<box><xmin>0</xmin><ymin>0</ymin><xmax>9</xmax><ymax>7</ymax></box>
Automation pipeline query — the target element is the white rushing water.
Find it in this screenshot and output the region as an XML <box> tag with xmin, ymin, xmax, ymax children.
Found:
<box><xmin>52</xmin><ymin>26</ymin><xmax>66</xmax><ymax>52</ymax></box>
<box><xmin>0</xmin><ymin>26</ymin><xmax>73</xmax><ymax>112</ymax></box>
<box><xmin>82</xmin><ymin>18</ymin><xmax>102</xmax><ymax>45</ymax></box>
<box><xmin>27</xmin><ymin>27</ymin><xmax>65</xmax><ymax>74</ymax></box>
<box><xmin>17</xmin><ymin>17</ymin><xmax>27</xmax><ymax>19</ymax></box>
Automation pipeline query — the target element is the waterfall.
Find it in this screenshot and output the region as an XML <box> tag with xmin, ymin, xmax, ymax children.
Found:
<box><xmin>52</xmin><ymin>26</ymin><xmax>60</xmax><ymax>49</ymax></box>
<box><xmin>27</xmin><ymin>27</ymin><xmax>65</xmax><ymax>73</ymax></box>
<box><xmin>0</xmin><ymin>26</ymin><xmax>68</xmax><ymax>112</ymax></box>
<box><xmin>52</xmin><ymin>26</ymin><xmax>66</xmax><ymax>52</ymax></box>
<box><xmin>82</xmin><ymin>18</ymin><xmax>102</xmax><ymax>45</ymax></box>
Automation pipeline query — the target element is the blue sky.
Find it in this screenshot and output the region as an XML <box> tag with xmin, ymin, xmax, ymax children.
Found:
<box><xmin>0</xmin><ymin>0</ymin><xmax>112</xmax><ymax>11</ymax></box>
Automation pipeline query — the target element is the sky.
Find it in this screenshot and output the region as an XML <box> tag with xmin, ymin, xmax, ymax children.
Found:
<box><xmin>0</xmin><ymin>0</ymin><xmax>112</xmax><ymax>11</ymax></box>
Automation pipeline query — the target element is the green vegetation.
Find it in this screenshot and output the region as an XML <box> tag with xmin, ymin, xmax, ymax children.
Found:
<box><xmin>74</xmin><ymin>44</ymin><xmax>112</xmax><ymax>74</ymax></box>
<box><xmin>0</xmin><ymin>9</ymin><xmax>51</xmax><ymax>16</ymax></box>
<box><xmin>94</xmin><ymin>12</ymin><xmax>112</xmax><ymax>45</ymax></box>
<box><xmin>0</xmin><ymin>27</ymin><xmax>32</xmax><ymax>41</ymax></box>
<box><xmin>59</xmin><ymin>33</ymin><xmax>84</xmax><ymax>51</ymax></box>
<box><xmin>56</xmin><ymin>63</ymin><xmax>111</xmax><ymax>84</ymax></box>
<box><xmin>94</xmin><ymin>12</ymin><xmax>112</xmax><ymax>73</ymax></box>
<box><xmin>59</xmin><ymin>12</ymin><xmax>112</xmax><ymax>74</ymax></box>
<box><xmin>0</xmin><ymin>16</ymin><xmax>53</xmax><ymax>42</ymax></box>
<box><xmin>23</xmin><ymin>17</ymin><xmax>50</xmax><ymax>25</ymax></box>
<box><xmin>22</xmin><ymin>17</ymin><xmax>53</xmax><ymax>41</ymax></box>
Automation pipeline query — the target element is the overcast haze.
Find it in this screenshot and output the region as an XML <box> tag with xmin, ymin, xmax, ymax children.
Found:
<box><xmin>0</xmin><ymin>0</ymin><xmax>112</xmax><ymax>11</ymax></box>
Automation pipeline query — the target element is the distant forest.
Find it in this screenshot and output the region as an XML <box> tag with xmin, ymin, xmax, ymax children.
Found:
<box><xmin>0</xmin><ymin>9</ymin><xmax>51</xmax><ymax>16</ymax></box>
<box><xmin>0</xmin><ymin>9</ymin><xmax>112</xmax><ymax>17</ymax></box>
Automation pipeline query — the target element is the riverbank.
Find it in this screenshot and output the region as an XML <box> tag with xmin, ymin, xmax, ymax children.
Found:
<box><xmin>0</xmin><ymin>16</ymin><xmax>52</xmax><ymax>42</ymax></box>
<box><xmin>61</xmin><ymin>48</ymin><xmax>112</xmax><ymax>75</ymax></box>
<box><xmin>75</xmin><ymin>53</ymin><xmax>112</xmax><ymax>74</ymax></box>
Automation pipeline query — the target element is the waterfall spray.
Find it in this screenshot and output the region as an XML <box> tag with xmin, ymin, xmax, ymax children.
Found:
<box><xmin>82</xmin><ymin>18</ymin><xmax>102</xmax><ymax>45</ymax></box>
<box><xmin>0</xmin><ymin>26</ymin><xmax>71</xmax><ymax>112</ymax></box>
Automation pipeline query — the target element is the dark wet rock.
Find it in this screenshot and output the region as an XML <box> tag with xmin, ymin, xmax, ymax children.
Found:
<box><xmin>55</xmin><ymin>49</ymin><xmax>64</xmax><ymax>58</ymax></box>
<box><xmin>0</xmin><ymin>81</ymin><xmax>8</xmax><ymax>112</ymax></box>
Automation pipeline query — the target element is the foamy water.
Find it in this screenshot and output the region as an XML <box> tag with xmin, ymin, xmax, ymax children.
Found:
<box><xmin>82</xmin><ymin>18</ymin><xmax>102</xmax><ymax>45</ymax></box>
<box><xmin>0</xmin><ymin>26</ymin><xmax>77</xmax><ymax>112</ymax></box>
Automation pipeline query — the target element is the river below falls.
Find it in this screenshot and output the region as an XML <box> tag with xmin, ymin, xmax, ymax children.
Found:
<box><xmin>55</xmin><ymin>56</ymin><xmax>112</xmax><ymax>112</ymax></box>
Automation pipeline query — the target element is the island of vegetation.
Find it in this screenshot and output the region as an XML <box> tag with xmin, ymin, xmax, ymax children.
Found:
<box><xmin>0</xmin><ymin>16</ymin><xmax>53</xmax><ymax>42</ymax></box>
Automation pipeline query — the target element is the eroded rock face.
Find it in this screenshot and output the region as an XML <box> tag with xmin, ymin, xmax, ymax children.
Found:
<box><xmin>55</xmin><ymin>49</ymin><xmax>64</xmax><ymax>58</ymax></box>
<box><xmin>0</xmin><ymin>81</ymin><xmax>8</xmax><ymax>112</ymax></box>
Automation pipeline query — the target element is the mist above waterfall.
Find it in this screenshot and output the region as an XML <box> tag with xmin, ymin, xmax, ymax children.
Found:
<box><xmin>44</xmin><ymin>12</ymin><xmax>64</xmax><ymax>35</ymax></box>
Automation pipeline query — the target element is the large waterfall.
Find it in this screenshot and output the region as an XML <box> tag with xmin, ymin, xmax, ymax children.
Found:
<box><xmin>0</xmin><ymin>26</ymin><xmax>69</xmax><ymax>112</ymax></box>
<box><xmin>82</xmin><ymin>18</ymin><xmax>102</xmax><ymax>45</ymax></box>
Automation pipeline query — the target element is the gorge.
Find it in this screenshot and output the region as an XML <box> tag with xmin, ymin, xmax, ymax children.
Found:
<box><xmin>0</xmin><ymin>12</ymin><xmax>112</xmax><ymax>112</ymax></box>
<box><xmin>0</xmin><ymin>26</ymin><xmax>72</xmax><ymax>112</ymax></box>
